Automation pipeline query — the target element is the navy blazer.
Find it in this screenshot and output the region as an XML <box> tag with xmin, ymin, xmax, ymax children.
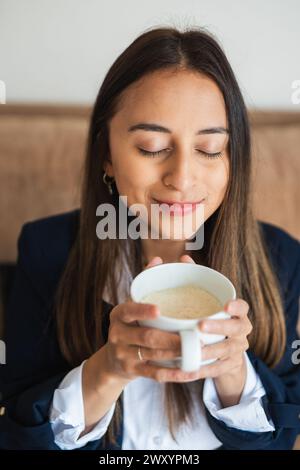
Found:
<box><xmin>0</xmin><ymin>209</ymin><xmax>300</xmax><ymax>450</ymax></box>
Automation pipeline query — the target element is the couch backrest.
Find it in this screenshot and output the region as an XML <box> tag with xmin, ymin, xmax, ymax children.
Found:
<box><xmin>250</xmin><ymin>112</ymin><xmax>300</xmax><ymax>241</ymax></box>
<box><xmin>0</xmin><ymin>105</ymin><xmax>299</xmax><ymax>263</ymax></box>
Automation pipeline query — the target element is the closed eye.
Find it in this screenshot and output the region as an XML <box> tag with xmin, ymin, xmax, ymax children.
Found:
<box><xmin>196</xmin><ymin>150</ymin><xmax>223</xmax><ymax>159</ymax></box>
<box><xmin>138</xmin><ymin>148</ymin><xmax>171</xmax><ymax>158</ymax></box>
<box><xmin>138</xmin><ymin>148</ymin><xmax>223</xmax><ymax>159</ymax></box>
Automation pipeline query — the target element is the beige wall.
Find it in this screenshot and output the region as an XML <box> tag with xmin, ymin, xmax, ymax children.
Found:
<box><xmin>0</xmin><ymin>0</ymin><xmax>299</xmax><ymax>109</ymax></box>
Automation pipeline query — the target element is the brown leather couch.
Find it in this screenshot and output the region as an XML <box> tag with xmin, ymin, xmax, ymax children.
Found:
<box><xmin>0</xmin><ymin>105</ymin><xmax>299</xmax><ymax>264</ymax></box>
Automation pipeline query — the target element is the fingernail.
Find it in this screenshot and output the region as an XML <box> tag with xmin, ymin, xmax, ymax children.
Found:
<box><xmin>200</xmin><ymin>321</ymin><xmax>210</xmax><ymax>332</ymax></box>
<box><xmin>152</xmin><ymin>306</ymin><xmax>160</xmax><ymax>316</ymax></box>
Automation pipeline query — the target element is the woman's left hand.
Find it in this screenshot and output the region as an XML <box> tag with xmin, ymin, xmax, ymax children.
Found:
<box><xmin>198</xmin><ymin>298</ymin><xmax>252</xmax><ymax>406</ymax></box>
<box><xmin>181</xmin><ymin>254</ymin><xmax>253</xmax><ymax>407</ymax></box>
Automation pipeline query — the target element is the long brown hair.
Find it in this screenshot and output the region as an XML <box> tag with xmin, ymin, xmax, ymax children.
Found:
<box><xmin>54</xmin><ymin>26</ymin><xmax>286</xmax><ymax>446</ymax></box>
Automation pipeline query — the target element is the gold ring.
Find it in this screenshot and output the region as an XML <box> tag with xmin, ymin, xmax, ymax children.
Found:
<box><xmin>138</xmin><ymin>346</ymin><xmax>143</xmax><ymax>361</ymax></box>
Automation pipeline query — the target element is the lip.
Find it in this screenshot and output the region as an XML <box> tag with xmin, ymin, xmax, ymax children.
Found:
<box><xmin>152</xmin><ymin>197</ymin><xmax>205</xmax><ymax>215</ymax></box>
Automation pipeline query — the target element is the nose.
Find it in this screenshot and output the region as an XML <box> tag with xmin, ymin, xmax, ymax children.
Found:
<box><xmin>162</xmin><ymin>149</ymin><xmax>197</xmax><ymax>193</ymax></box>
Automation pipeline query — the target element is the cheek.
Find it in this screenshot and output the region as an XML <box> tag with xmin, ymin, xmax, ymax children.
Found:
<box><xmin>206</xmin><ymin>158</ymin><xmax>229</xmax><ymax>202</ymax></box>
<box><xmin>111</xmin><ymin>151</ymin><xmax>154</xmax><ymax>202</ymax></box>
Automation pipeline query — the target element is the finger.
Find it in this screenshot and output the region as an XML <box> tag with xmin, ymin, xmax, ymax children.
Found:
<box><xmin>111</xmin><ymin>323</ymin><xmax>181</xmax><ymax>350</ymax></box>
<box><xmin>198</xmin><ymin>317</ymin><xmax>250</xmax><ymax>337</ymax></box>
<box><xmin>195</xmin><ymin>356</ymin><xmax>244</xmax><ymax>379</ymax></box>
<box><xmin>116</xmin><ymin>344</ymin><xmax>181</xmax><ymax>362</ymax></box>
<box><xmin>135</xmin><ymin>362</ymin><xmax>201</xmax><ymax>383</ymax></box>
<box><xmin>201</xmin><ymin>338</ymin><xmax>248</xmax><ymax>361</ymax></box>
<box><xmin>179</xmin><ymin>254</ymin><xmax>195</xmax><ymax>264</ymax></box>
<box><xmin>144</xmin><ymin>257</ymin><xmax>163</xmax><ymax>270</ymax></box>
<box><xmin>114</xmin><ymin>301</ymin><xmax>160</xmax><ymax>324</ymax></box>
<box><xmin>223</xmin><ymin>299</ymin><xmax>249</xmax><ymax>318</ymax></box>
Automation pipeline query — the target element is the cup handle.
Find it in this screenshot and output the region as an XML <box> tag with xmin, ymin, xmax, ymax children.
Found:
<box><xmin>179</xmin><ymin>328</ymin><xmax>202</xmax><ymax>372</ymax></box>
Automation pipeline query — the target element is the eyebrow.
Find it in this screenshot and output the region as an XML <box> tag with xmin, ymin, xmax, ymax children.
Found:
<box><xmin>128</xmin><ymin>122</ymin><xmax>229</xmax><ymax>135</ymax></box>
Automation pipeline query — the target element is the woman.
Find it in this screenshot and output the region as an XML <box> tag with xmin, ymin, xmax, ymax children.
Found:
<box><xmin>1</xmin><ymin>26</ymin><xmax>300</xmax><ymax>451</ymax></box>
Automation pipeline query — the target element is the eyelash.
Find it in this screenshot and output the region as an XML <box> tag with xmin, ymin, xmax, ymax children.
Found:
<box><xmin>138</xmin><ymin>148</ymin><xmax>223</xmax><ymax>159</ymax></box>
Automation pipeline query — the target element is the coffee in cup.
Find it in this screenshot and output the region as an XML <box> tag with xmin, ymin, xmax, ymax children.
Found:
<box><xmin>141</xmin><ymin>284</ymin><xmax>222</xmax><ymax>320</ymax></box>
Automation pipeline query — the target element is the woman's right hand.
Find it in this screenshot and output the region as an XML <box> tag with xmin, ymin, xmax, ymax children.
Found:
<box><xmin>80</xmin><ymin>256</ymin><xmax>200</xmax><ymax>432</ymax></box>
<box><xmin>102</xmin><ymin>256</ymin><xmax>201</xmax><ymax>384</ymax></box>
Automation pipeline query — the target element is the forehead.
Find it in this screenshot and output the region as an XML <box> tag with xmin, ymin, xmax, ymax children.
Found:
<box><xmin>111</xmin><ymin>69</ymin><xmax>227</xmax><ymax>131</ymax></box>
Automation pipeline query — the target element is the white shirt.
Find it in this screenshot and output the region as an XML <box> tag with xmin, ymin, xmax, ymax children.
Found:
<box><xmin>49</xmin><ymin>353</ymin><xmax>274</xmax><ymax>450</ymax></box>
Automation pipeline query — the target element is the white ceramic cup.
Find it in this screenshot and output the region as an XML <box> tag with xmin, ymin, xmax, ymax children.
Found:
<box><xmin>130</xmin><ymin>263</ymin><xmax>236</xmax><ymax>372</ymax></box>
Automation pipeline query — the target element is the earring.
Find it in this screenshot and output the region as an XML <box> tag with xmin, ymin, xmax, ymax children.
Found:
<box><xmin>103</xmin><ymin>172</ymin><xmax>115</xmax><ymax>195</ymax></box>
